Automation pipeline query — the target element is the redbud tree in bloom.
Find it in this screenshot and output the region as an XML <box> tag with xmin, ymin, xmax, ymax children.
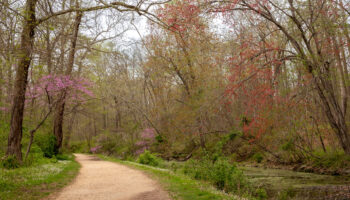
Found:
<box><xmin>135</xmin><ymin>128</ymin><xmax>156</xmax><ymax>155</ymax></box>
<box><xmin>26</xmin><ymin>74</ymin><xmax>93</xmax><ymax>106</ymax></box>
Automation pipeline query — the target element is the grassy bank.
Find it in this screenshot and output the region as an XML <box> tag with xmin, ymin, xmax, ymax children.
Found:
<box><xmin>98</xmin><ymin>155</ymin><xmax>244</xmax><ymax>200</ymax></box>
<box><xmin>0</xmin><ymin>154</ymin><xmax>80</xmax><ymax>200</ymax></box>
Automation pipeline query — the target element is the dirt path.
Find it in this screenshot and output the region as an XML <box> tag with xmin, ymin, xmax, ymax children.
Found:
<box><xmin>48</xmin><ymin>154</ymin><xmax>171</xmax><ymax>200</ymax></box>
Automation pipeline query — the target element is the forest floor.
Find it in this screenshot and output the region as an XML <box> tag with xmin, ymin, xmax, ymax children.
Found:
<box><xmin>46</xmin><ymin>154</ymin><xmax>171</xmax><ymax>200</ymax></box>
<box><xmin>0</xmin><ymin>154</ymin><xmax>80</xmax><ymax>200</ymax></box>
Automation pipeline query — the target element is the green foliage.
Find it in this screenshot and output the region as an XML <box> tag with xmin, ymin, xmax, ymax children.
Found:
<box><xmin>69</xmin><ymin>141</ymin><xmax>87</xmax><ymax>153</ymax></box>
<box><xmin>50</xmin><ymin>155</ymin><xmax>58</xmax><ymax>163</ymax></box>
<box><xmin>240</xmin><ymin>115</ymin><xmax>251</xmax><ymax>127</ymax></box>
<box><xmin>137</xmin><ymin>150</ymin><xmax>161</xmax><ymax>167</ymax></box>
<box><xmin>1</xmin><ymin>155</ymin><xmax>20</xmax><ymax>169</ymax></box>
<box><xmin>95</xmin><ymin>132</ymin><xmax>134</xmax><ymax>157</ymax></box>
<box><xmin>252</xmin><ymin>152</ymin><xmax>264</xmax><ymax>163</ymax></box>
<box><xmin>212</xmin><ymin>159</ymin><xmax>248</xmax><ymax>193</ymax></box>
<box><xmin>183</xmin><ymin>156</ymin><xmax>250</xmax><ymax>195</ymax></box>
<box><xmin>228</xmin><ymin>130</ymin><xmax>242</xmax><ymax>140</ymax></box>
<box><xmin>229</xmin><ymin>153</ymin><xmax>238</xmax><ymax>162</ymax></box>
<box><xmin>255</xmin><ymin>188</ymin><xmax>268</xmax><ymax>200</ymax></box>
<box><xmin>23</xmin><ymin>145</ymin><xmax>44</xmax><ymax>166</ymax></box>
<box><xmin>56</xmin><ymin>154</ymin><xmax>72</xmax><ymax>160</ymax></box>
<box><xmin>170</xmin><ymin>162</ymin><xmax>181</xmax><ymax>172</ymax></box>
<box><xmin>0</xmin><ymin>154</ymin><xmax>80</xmax><ymax>200</ymax></box>
<box><xmin>210</xmin><ymin>130</ymin><xmax>242</xmax><ymax>162</ymax></box>
<box><xmin>155</xmin><ymin>135</ymin><xmax>164</xmax><ymax>143</ymax></box>
<box><xmin>183</xmin><ymin>157</ymin><xmax>212</xmax><ymax>180</ymax></box>
<box><xmin>97</xmin><ymin>133</ymin><xmax>117</xmax><ymax>155</ymax></box>
<box><xmin>0</xmin><ymin>122</ymin><xmax>10</xmax><ymax>156</ymax></box>
<box><xmin>212</xmin><ymin>159</ymin><xmax>236</xmax><ymax>190</ymax></box>
<box><xmin>278</xmin><ymin>187</ymin><xmax>296</xmax><ymax>200</ymax></box>
<box><xmin>35</xmin><ymin>134</ymin><xmax>57</xmax><ymax>158</ymax></box>
<box><xmin>117</xmin><ymin>147</ymin><xmax>134</xmax><ymax>160</ymax></box>
<box><xmin>311</xmin><ymin>151</ymin><xmax>350</xmax><ymax>169</ymax></box>
<box><xmin>281</xmin><ymin>141</ymin><xmax>294</xmax><ymax>151</ymax></box>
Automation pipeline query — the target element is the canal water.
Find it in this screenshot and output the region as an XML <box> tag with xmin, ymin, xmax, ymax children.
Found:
<box><xmin>241</xmin><ymin>166</ymin><xmax>350</xmax><ymax>200</ymax></box>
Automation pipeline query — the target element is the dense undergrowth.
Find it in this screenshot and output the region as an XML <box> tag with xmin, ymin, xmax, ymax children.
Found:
<box><xmin>0</xmin><ymin>121</ymin><xmax>62</xmax><ymax>167</ymax></box>
<box><xmin>85</xmin><ymin>129</ymin><xmax>350</xmax><ymax>175</ymax></box>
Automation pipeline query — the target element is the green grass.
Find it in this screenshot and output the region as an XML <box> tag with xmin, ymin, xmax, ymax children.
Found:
<box><xmin>98</xmin><ymin>155</ymin><xmax>245</xmax><ymax>200</ymax></box>
<box><xmin>0</xmin><ymin>155</ymin><xmax>80</xmax><ymax>200</ymax></box>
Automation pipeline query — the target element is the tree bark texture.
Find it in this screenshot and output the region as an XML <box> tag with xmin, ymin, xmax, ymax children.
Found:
<box><xmin>6</xmin><ymin>0</ymin><xmax>38</xmax><ymax>161</ymax></box>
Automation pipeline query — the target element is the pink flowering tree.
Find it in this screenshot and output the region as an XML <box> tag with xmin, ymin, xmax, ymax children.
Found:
<box><xmin>135</xmin><ymin>128</ymin><xmax>156</xmax><ymax>155</ymax></box>
<box><xmin>27</xmin><ymin>74</ymin><xmax>93</xmax><ymax>105</ymax></box>
<box><xmin>90</xmin><ymin>146</ymin><xmax>102</xmax><ymax>154</ymax></box>
<box><xmin>0</xmin><ymin>107</ymin><xmax>9</xmax><ymax>113</ymax></box>
<box><xmin>24</xmin><ymin>74</ymin><xmax>93</xmax><ymax>159</ymax></box>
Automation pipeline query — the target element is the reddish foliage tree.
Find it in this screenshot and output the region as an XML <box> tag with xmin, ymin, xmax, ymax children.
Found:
<box><xmin>216</xmin><ymin>0</ymin><xmax>350</xmax><ymax>154</ymax></box>
<box><xmin>225</xmin><ymin>38</ymin><xmax>282</xmax><ymax>140</ymax></box>
<box><xmin>158</xmin><ymin>0</ymin><xmax>202</xmax><ymax>34</ymax></box>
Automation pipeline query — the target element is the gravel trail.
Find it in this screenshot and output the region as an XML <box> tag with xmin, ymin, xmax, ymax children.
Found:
<box><xmin>48</xmin><ymin>154</ymin><xmax>170</xmax><ymax>200</ymax></box>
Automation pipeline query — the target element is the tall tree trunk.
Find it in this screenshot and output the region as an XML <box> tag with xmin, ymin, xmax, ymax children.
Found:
<box><xmin>6</xmin><ymin>50</ymin><xmax>13</xmax><ymax>105</ymax></box>
<box><xmin>46</xmin><ymin>26</ymin><xmax>53</xmax><ymax>74</ymax></box>
<box><xmin>114</xmin><ymin>96</ymin><xmax>121</xmax><ymax>130</ymax></box>
<box><xmin>63</xmin><ymin>108</ymin><xmax>77</xmax><ymax>148</ymax></box>
<box><xmin>103</xmin><ymin>105</ymin><xmax>108</xmax><ymax>129</ymax></box>
<box><xmin>53</xmin><ymin>96</ymin><xmax>66</xmax><ymax>153</ymax></box>
<box><xmin>6</xmin><ymin>0</ymin><xmax>38</xmax><ymax>161</ymax></box>
<box><xmin>53</xmin><ymin>7</ymin><xmax>82</xmax><ymax>152</ymax></box>
<box><xmin>313</xmin><ymin>70</ymin><xmax>350</xmax><ymax>154</ymax></box>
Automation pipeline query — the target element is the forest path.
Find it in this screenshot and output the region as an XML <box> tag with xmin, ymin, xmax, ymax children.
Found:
<box><xmin>48</xmin><ymin>154</ymin><xmax>171</xmax><ymax>200</ymax></box>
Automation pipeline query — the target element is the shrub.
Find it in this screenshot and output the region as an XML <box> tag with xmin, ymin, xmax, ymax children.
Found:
<box><xmin>56</xmin><ymin>154</ymin><xmax>71</xmax><ymax>160</ymax></box>
<box><xmin>155</xmin><ymin>135</ymin><xmax>164</xmax><ymax>143</ymax></box>
<box><xmin>90</xmin><ymin>146</ymin><xmax>102</xmax><ymax>154</ymax></box>
<box><xmin>137</xmin><ymin>150</ymin><xmax>160</xmax><ymax>167</ymax></box>
<box><xmin>117</xmin><ymin>146</ymin><xmax>132</xmax><ymax>160</ymax></box>
<box><xmin>97</xmin><ymin>134</ymin><xmax>117</xmax><ymax>155</ymax></box>
<box><xmin>50</xmin><ymin>155</ymin><xmax>58</xmax><ymax>163</ymax></box>
<box><xmin>183</xmin><ymin>157</ymin><xmax>250</xmax><ymax>194</ymax></box>
<box><xmin>281</xmin><ymin>141</ymin><xmax>294</xmax><ymax>151</ymax></box>
<box><xmin>1</xmin><ymin>155</ymin><xmax>20</xmax><ymax>169</ymax></box>
<box><xmin>253</xmin><ymin>152</ymin><xmax>264</xmax><ymax>163</ymax></box>
<box><xmin>183</xmin><ymin>158</ymin><xmax>212</xmax><ymax>180</ymax></box>
<box><xmin>211</xmin><ymin>159</ymin><xmax>236</xmax><ymax>190</ymax></box>
<box><xmin>135</xmin><ymin>128</ymin><xmax>156</xmax><ymax>155</ymax></box>
<box><xmin>36</xmin><ymin>134</ymin><xmax>57</xmax><ymax>158</ymax></box>
<box><xmin>69</xmin><ymin>141</ymin><xmax>86</xmax><ymax>153</ymax></box>
<box><xmin>311</xmin><ymin>151</ymin><xmax>350</xmax><ymax>169</ymax></box>
<box><xmin>255</xmin><ymin>188</ymin><xmax>268</xmax><ymax>200</ymax></box>
<box><xmin>225</xmin><ymin>167</ymin><xmax>249</xmax><ymax>193</ymax></box>
<box><xmin>23</xmin><ymin>145</ymin><xmax>44</xmax><ymax>166</ymax></box>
